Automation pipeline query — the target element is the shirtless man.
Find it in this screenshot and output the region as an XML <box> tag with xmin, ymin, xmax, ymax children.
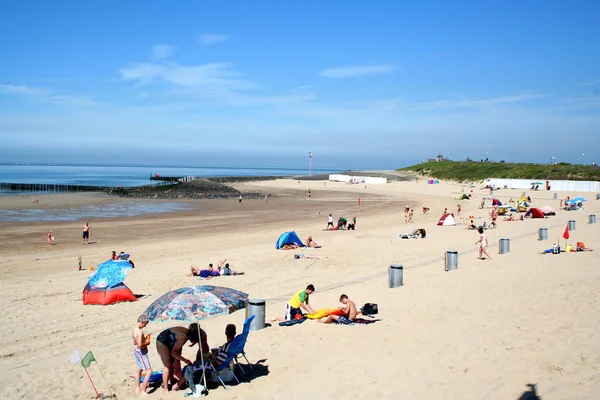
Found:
<box><xmin>320</xmin><ymin>294</ymin><xmax>357</xmax><ymax>324</ymax></box>
<box><xmin>82</xmin><ymin>221</ymin><xmax>91</xmax><ymax>244</ymax></box>
<box><xmin>490</xmin><ymin>206</ymin><xmax>499</xmax><ymax>228</ymax></box>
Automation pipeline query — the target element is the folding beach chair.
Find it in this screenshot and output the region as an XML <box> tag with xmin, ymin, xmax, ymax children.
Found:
<box><xmin>234</xmin><ymin>315</ymin><xmax>255</xmax><ymax>374</ymax></box>
<box><xmin>193</xmin><ymin>338</ymin><xmax>243</xmax><ymax>390</ymax></box>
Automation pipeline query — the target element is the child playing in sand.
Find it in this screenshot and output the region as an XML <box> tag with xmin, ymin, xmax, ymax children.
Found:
<box><xmin>132</xmin><ymin>314</ymin><xmax>152</xmax><ymax>396</ymax></box>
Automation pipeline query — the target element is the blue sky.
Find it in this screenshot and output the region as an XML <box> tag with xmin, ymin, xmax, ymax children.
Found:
<box><xmin>1</xmin><ymin>0</ymin><xmax>599</xmax><ymax>169</ymax></box>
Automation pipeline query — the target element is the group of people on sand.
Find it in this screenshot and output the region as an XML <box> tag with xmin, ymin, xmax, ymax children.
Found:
<box><xmin>112</xmin><ymin>250</ymin><xmax>135</xmax><ymax>267</ymax></box>
<box><xmin>326</xmin><ymin>214</ymin><xmax>357</xmax><ymax>230</ymax></box>
<box><xmin>272</xmin><ymin>285</ymin><xmax>359</xmax><ymax>325</ymax></box>
<box><xmin>189</xmin><ymin>258</ymin><xmax>244</xmax><ymax>278</ymax></box>
<box><xmin>133</xmin><ymin>314</ymin><xmax>241</xmax><ymax>394</ymax></box>
<box><xmin>281</xmin><ymin>236</ymin><xmax>322</xmax><ymax>250</ymax></box>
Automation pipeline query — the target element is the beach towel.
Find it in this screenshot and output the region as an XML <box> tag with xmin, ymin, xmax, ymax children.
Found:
<box><xmin>334</xmin><ymin>318</ymin><xmax>380</xmax><ymax>325</ymax></box>
<box><xmin>278</xmin><ymin>317</ymin><xmax>307</xmax><ymax>326</ymax></box>
<box><xmin>305</xmin><ymin>308</ymin><xmax>344</xmax><ymax>319</ymax></box>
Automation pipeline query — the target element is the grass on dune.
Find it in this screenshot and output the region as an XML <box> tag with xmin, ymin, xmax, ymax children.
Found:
<box><xmin>399</xmin><ymin>161</ymin><xmax>600</xmax><ymax>182</ymax></box>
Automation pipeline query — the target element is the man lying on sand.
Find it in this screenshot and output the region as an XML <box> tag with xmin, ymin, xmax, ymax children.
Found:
<box><xmin>319</xmin><ymin>294</ymin><xmax>356</xmax><ymax>324</ymax></box>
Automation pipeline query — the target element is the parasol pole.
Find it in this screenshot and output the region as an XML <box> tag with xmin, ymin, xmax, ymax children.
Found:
<box><xmin>197</xmin><ymin>322</ymin><xmax>208</xmax><ymax>391</ymax></box>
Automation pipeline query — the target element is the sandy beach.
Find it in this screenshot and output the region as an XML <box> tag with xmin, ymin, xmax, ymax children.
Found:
<box><xmin>0</xmin><ymin>177</ymin><xmax>598</xmax><ymax>400</ymax></box>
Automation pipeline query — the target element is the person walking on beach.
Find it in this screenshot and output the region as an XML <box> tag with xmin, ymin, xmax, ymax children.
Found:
<box><xmin>357</xmin><ymin>195</ymin><xmax>361</xmax><ymax>206</ymax></box>
<box><xmin>82</xmin><ymin>221</ymin><xmax>91</xmax><ymax>244</ymax></box>
<box><xmin>475</xmin><ymin>227</ymin><xmax>492</xmax><ymax>260</ymax></box>
<box><xmin>238</xmin><ymin>195</ymin><xmax>242</xmax><ymax>204</ymax></box>
<box><xmin>327</xmin><ymin>213</ymin><xmax>334</xmax><ymax>229</ymax></box>
<box><xmin>308</xmin><ymin>188</ymin><xmax>311</xmax><ymax>199</ymax></box>
<box><xmin>456</xmin><ymin>203</ymin><xmax>461</xmax><ymax>216</ymax></box>
<box><xmin>133</xmin><ymin>314</ymin><xmax>152</xmax><ymax>396</ymax></box>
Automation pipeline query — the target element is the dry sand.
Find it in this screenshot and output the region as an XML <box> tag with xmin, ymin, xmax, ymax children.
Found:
<box><xmin>0</xmin><ymin>178</ymin><xmax>598</xmax><ymax>400</ymax></box>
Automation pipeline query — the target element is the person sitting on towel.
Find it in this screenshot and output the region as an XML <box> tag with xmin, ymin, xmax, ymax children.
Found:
<box><xmin>319</xmin><ymin>294</ymin><xmax>357</xmax><ymax>324</ymax></box>
<box><xmin>306</xmin><ymin>236</ymin><xmax>321</xmax><ymax>248</ymax></box>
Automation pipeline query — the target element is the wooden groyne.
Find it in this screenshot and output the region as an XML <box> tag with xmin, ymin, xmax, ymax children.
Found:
<box><xmin>0</xmin><ymin>180</ymin><xmax>177</xmax><ymax>193</ymax></box>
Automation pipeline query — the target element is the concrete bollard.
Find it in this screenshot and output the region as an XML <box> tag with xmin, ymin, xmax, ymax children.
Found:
<box><xmin>538</xmin><ymin>228</ymin><xmax>548</xmax><ymax>241</ymax></box>
<box><xmin>499</xmin><ymin>238</ymin><xmax>510</xmax><ymax>254</ymax></box>
<box><xmin>589</xmin><ymin>215</ymin><xmax>596</xmax><ymax>224</ymax></box>
<box><xmin>568</xmin><ymin>220</ymin><xmax>576</xmax><ymax>231</ymax></box>
<box><xmin>553</xmin><ymin>193</ymin><xmax>558</xmax><ymax>199</ymax></box>
<box><xmin>388</xmin><ymin>264</ymin><xmax>404</xmax><ymax>288</ymax></box>
<box><xmin>445</xmin><ymin>250</ymin><xmax>458</xmax><ymax>271</ymax></box>
<box><xmin>246</xmin><ymin>299</ymin><xmax>266</xmax><ymax>331</ymax></box>
<box><xmin>596</xmin><ymin>193</ymin><xmax>600</xmax><ymax>200</ymax></box>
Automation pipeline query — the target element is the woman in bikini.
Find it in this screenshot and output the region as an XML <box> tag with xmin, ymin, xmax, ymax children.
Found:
<box><xmin>475</xmin><ymin>227</ymin><xmax>492</xmax><ymax>260</ymax></box>
<box><xmin>156</xmin><ymin>324</ymin><xmax>204</xmax><ymax>392</ymax></box>
<box><xmin>306</xmin><ymin>236</ymin><xmax>320</xmax><ymax>248</ymax></box>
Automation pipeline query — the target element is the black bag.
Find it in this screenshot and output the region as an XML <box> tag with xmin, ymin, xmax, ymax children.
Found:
<box><xmin>361</xmin><ymin>303</ymin><xmax>378</xmax><ymax>315</ymax></box>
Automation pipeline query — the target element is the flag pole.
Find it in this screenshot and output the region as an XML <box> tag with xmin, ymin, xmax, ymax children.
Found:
<box><xmin>83</xmin><ymin>366</ymin><xmax>102</xmax><ymax>399</ymax></box>
<box><xmin>95</xmin><ymin>361</ymin><xmax>113</xmax><ymax>398</ymax></box>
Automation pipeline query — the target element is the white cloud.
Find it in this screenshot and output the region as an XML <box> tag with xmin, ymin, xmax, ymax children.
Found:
<box><xmin>407</xmin><ymin>94</ymin><xmax>549</xmax><ymax>111</ymax></box>
<box><xmin>152</xmin><ymin>45</ymin><xmax>176</xmax><ymax>60</ymax></box>
<box><xmin>198</xmin><ymin>34</ymin><xmax>230</xmax><ymax>45</ymax></box>
<box><xmin>0</xmin><ymin>84</ymin><xmax>43</xmax><ymax>95</ymax></box>
<box><xmin>119</xmin><ymin>61</ymin><xmax>315</xmax><ymax>106</ymax></box>
<box><xmin>575</xmin><ymin>79</ymin><xmax>600</xmax><ymax>87</ymax></box>
<box><xmin>319</xmin><ymin>63</ymin><xmax>396</xmax><ymax>78</ymax></box>
<box><xmin>120</xmin><ymin>62</ymin><xmax>253</xmax><ymax>91</ymax></box>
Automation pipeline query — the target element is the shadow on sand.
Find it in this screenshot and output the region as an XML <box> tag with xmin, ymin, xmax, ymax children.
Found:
<box><xmin>517</xmin><ymin>383</ymin><xmax>541</xmax><ymax>400</ymax></box>
<box><xmin>144</xmin><ymin>358</ymin><xmax>270</xmax><ymax>394</ymax></box>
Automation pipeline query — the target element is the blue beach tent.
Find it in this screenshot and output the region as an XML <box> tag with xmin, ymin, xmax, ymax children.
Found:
<box><xmin>275</xmin><ymin>231</ymin><xmax>305</xmax><ymax>249</ymax></box>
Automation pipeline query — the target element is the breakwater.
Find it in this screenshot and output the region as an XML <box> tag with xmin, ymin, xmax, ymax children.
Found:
<box><xmin>0</xmin><ymin>180</ymin><xmax>173</xmax><ymax>193</ymax></box>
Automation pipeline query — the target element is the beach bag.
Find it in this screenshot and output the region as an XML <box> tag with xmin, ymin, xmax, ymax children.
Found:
<box><xmin>361</xmin><ymin>303</ymin><xmax>378</xmax><ymax>316</ymax></box>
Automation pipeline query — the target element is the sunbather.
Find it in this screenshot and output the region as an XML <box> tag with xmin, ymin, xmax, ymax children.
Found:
<box><xmin>281</xmin><ymin>242</ymin><xmax>300</xmax><ymax>250</ymax></box>
<box><xmin>221</xmin><ymin>262</ymin><xmax>244</xmax><ymax>275</ymax></box>
<box><xmin>189</xmin><ymin>265</ymin><xmax>201</xmax><ymax>277</ymax></box>
<box><xmin>294</xmin><ymin>254</ymin><xmax>324</xmax><ymax>260</ymax></box>
<box><xmin>306</xmin><ymin>236</ymin><xmax>321</xmax><ymax>248</ymax></box>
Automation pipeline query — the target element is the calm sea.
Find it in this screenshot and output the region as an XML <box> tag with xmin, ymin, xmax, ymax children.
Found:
<box><xmin>0</xmin><ymin>163</ymin><xmax>336</xmax><ymax>222</ymax></box>
<box><xmin>0</xmin><ymin>163</ymin><xmax>328</xmax><ymax>188</ymax></box>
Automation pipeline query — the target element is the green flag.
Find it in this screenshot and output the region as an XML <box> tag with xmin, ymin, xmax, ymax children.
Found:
<box><xmin>81</xmin><ymin>351</ymin><xmax>96</xmax><ymax>368</ymax></box>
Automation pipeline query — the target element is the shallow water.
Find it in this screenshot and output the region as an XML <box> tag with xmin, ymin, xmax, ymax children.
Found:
<box><xmin>0</xmin><ymin>201</ymin><xmax>197</xmax><ymax>222</ymax></box>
